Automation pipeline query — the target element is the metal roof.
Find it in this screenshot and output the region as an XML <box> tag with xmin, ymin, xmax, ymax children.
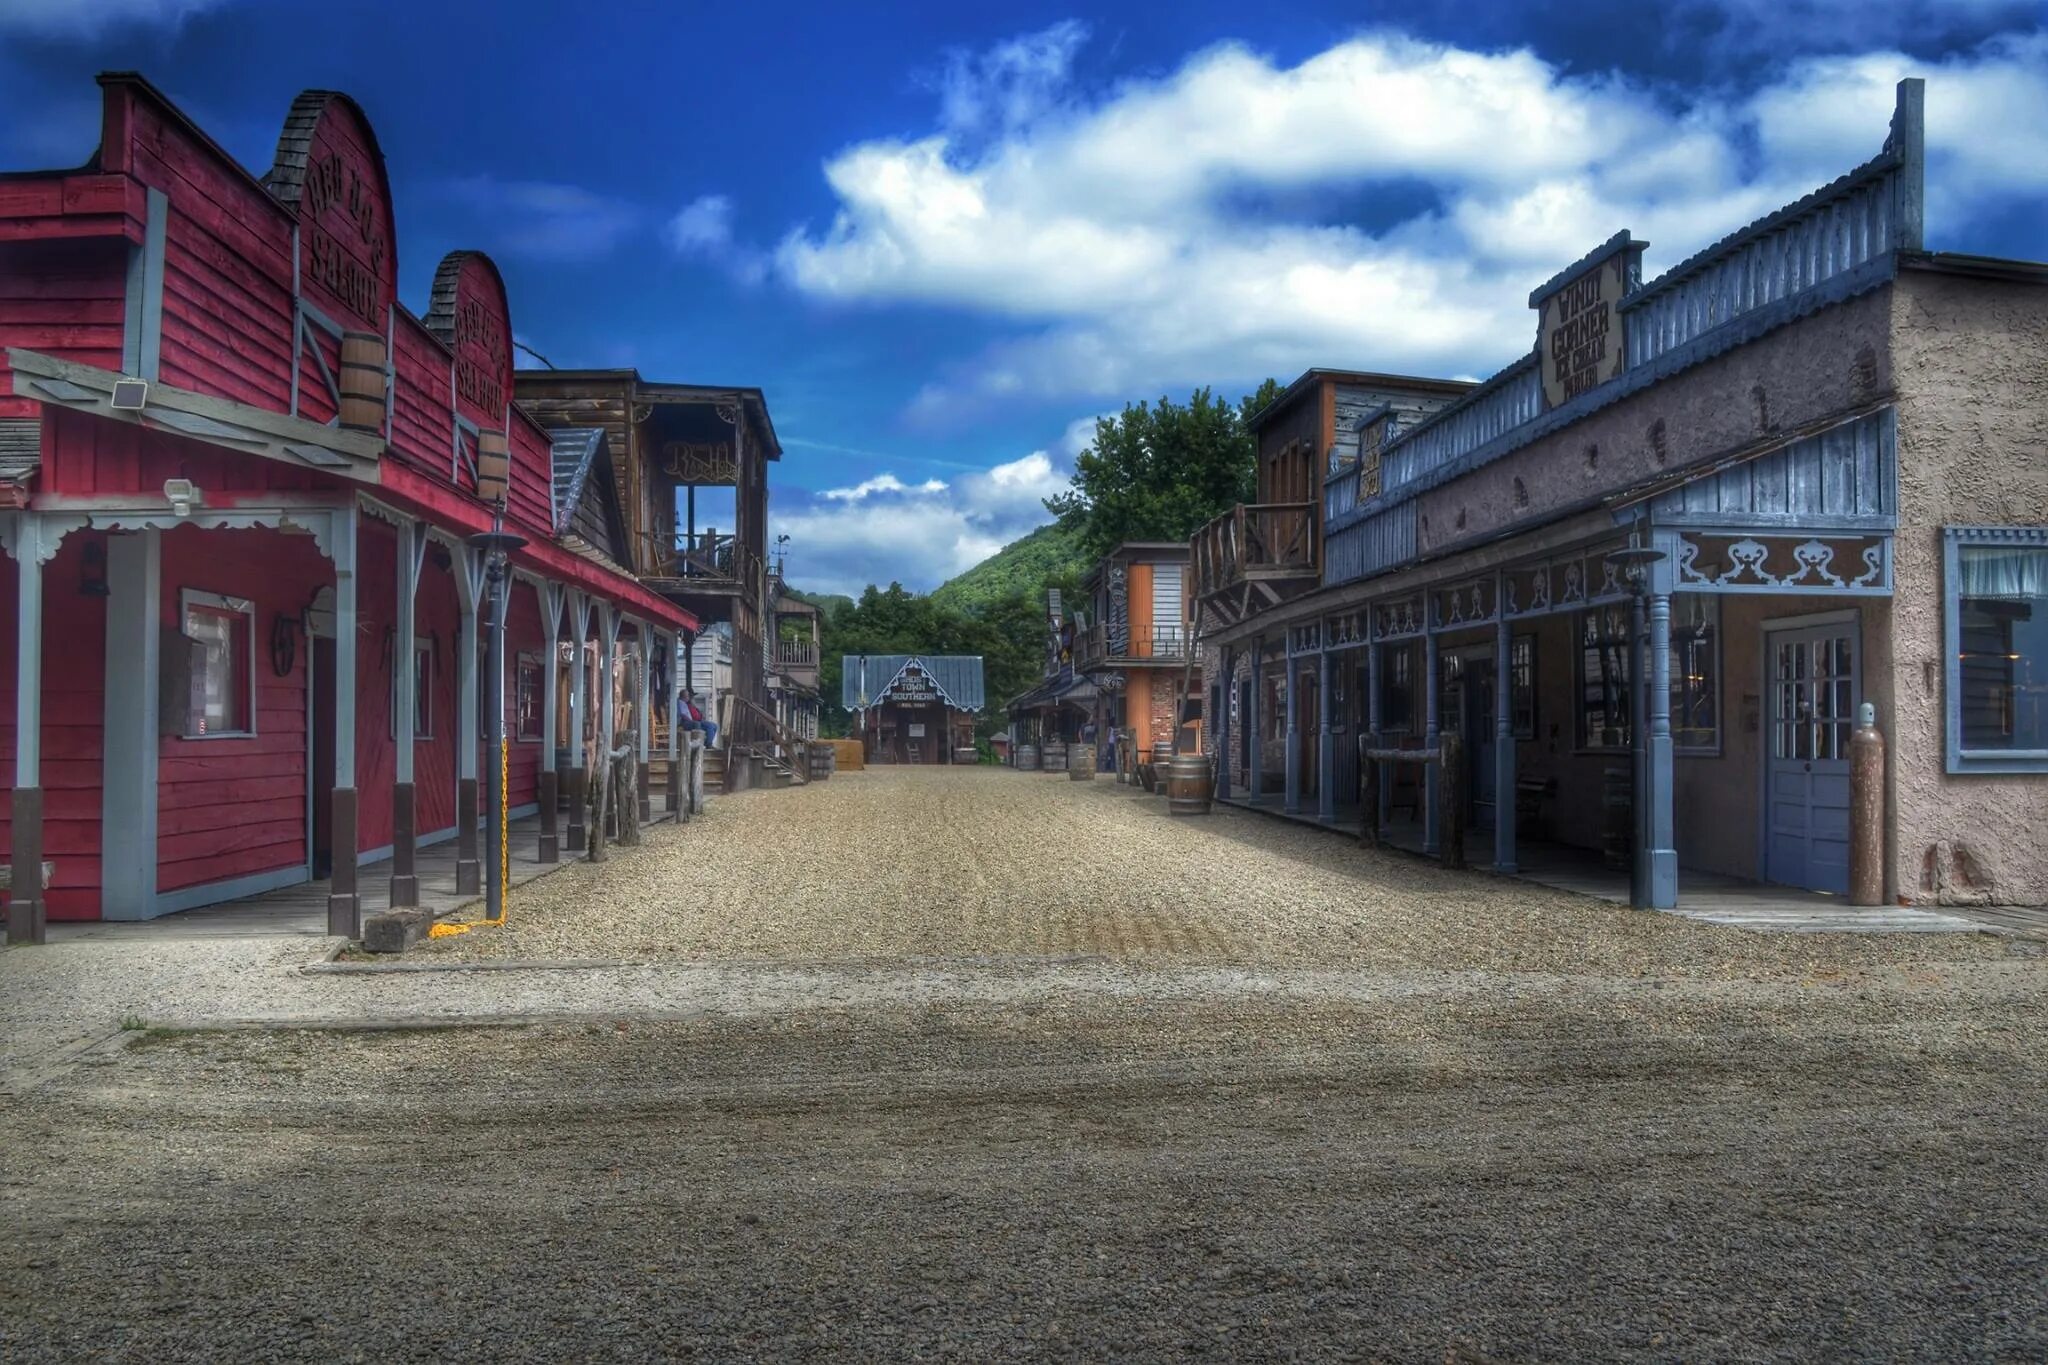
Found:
<box><xmin>548</xmin><ymin>427</ymin><xmax>604</xmax><ymax>535</ymax></box>
<box><xmin>842</xmin><ymin>654</ymin><xmax>986</xmax><ymax>712</ymax></box>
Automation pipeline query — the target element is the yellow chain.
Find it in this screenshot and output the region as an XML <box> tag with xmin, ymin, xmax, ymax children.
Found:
<box><xmin>429</xmin><ymin>737</ymin><xmax>513</xmax><ymax>938</ymax></box>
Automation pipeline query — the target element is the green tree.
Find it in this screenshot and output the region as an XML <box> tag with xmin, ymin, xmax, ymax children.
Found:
<box><xmin>1044</xmin><ymin>379</ymin><xmax>1281</xmax><ymax>561</ymax></box>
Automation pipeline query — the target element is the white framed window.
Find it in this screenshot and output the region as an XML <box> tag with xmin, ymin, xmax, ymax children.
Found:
<box><xmin>390</xmin><ymin>636</ymin><xmax>433</xmax><ymax>740</ymax></box>
<box><xmin>1945</xmin><ymin>527</ymin><xmax>2048</xmax><ymax>773</ymax></box>
<box><xmin>515</xmin><ymin>652</ymin><xmax>543</xmax><ymax>742</ymax></box>
<box><xmin>180</xmin><ymin>589</ymin><xmax>256</xmax><ymax>739</ymax></box>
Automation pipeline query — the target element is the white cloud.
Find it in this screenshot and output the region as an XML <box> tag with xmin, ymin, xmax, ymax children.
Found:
<box><xmin>0</xmin><ymin>0</ymin><xmax>222</xmax><ymax>36</ymax></box>
<box><xmin>449</xmin><ymin>177</ymin><xmax>641</xmax><ymax>261</ymax></box>
<box><xmin>664</xmin><ymin>191</ymin><xmax>768</xmax><ymax>283</ymax></box>
<box><xmin>775</xmin><ymin>26</ymin><xmax>2048</xmax><ymax>422</ymax></box>
<box><xmin>773</xmin><ymin>441</ymin><xmax>1080</xmax><ymax>596</ymax></box>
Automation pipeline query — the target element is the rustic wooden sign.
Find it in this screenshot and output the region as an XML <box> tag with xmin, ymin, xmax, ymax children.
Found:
<box><xmin>272</xmin><ymin>92</ymin><xmax>396</xmax><ymax>334</ymax></box>
<box><xmin>662</xmin><ymin>442</ymin><xmax>739</xmax><ymax>486</ymax></box>
<box><xmin>1357</xmin><ymin>410</ymin><xmax>1396</xmax><ymax>501</ymax></box>
<box><xmin>1538</xmin><ymin>251</ymin><xmax>1629</xmax><ymax>409</ymax></box>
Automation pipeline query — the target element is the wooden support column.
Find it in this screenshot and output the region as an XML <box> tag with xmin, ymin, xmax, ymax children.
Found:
<box><xmin>566</xmin><ymin>591</ymin><xmax>591</xmax><ymax>853</ymax></box>
<box><xmin>327</xmin><ymin>507</ymin><xmax>361</xmax><ymax>938</ymax></box>
<box><xmin>1214</xmin><ymin>646</ymin><xmax>1232</xmax><ymax>799</ymax></box>
<box><xmin>453</xmin><ymin>543</ymin><xmax>483</xmax><ymax>895</ymax></box>
<box><xmin>538</xmin><ymin>581</ymin><xmax>564</xmax><ymax>862</ymax></box>
<box><xmin>390</xmin><ymin>521</ymin><xmax>427</xmax><ymax>907</ymax></box>
<box><xmin>7</xmin><ymin>513</ymin><xmax>50</xmax><ymax>944</ymax></box>
<box><xmin>1423</xmin><ymin>627</ymin><xmax>1441</xmax><ymax>857</ymax></box>
<box><xmin>1252</xmin><ymin>639</ymin><xmax>1268</xmax><ymax>799</ymax></box>
<box><xmin>1642</xmin><ymin>560</ymin><xmax>1678</xmax><ymax>909</ymax></box>
<box><xmin>1630</xmin><ymin>592</ymin><xmax>1649</xmax><ymax>908</ymax></box>
<box><xmin>100</xmin><ymin>528</ymin><xmax>161</xmax><ymax>920</ymax></box>
<box><xmin>598</xmin><ymin>602</ymin><xmax>620</xmax><ymax>838</ymax></box>
<box><xmin>1494</xmin><ymin>586</ymin><xmax>1518</xmax><ymax>874</ymax></box>
<box><xmin>1317</xmin><ymin>647</ymin><xmax>1335</xmax><ymax>823</ymax></box>
<box><xmin>667</xmin><ymin>628</ymin><xmax>684</xmax><ymax>820</ymax></box>
<box><xmin>1283</xmin><ymin>647</ymin><xmax>1300</xmax><ymax>815</ymax></box>
<box><xmin>1367</xmin><ymin>634</ymin><xmax>1387</xmax><ymax>839</ymax></box>
<box><xmin>635</xmin><ymin>620</ymin><xmax>653</xmax><ymax>825</ymax></box>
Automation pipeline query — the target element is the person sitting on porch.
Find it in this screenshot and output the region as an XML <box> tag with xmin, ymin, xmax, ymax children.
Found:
<box><xmin>678</xmin><ymin>692</ymin><xmax>719</xmax><ymax>749</ymax></box>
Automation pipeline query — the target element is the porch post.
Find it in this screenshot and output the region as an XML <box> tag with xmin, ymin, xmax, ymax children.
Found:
<box><xmin>1423</xmin><ymin>626</ymin><xmax>1441</xmax><ymax>857</ymax></box>
<box><xmin>1316</xmin><ymin>646</ymin><xmax>1335</xmax><ymax>823</ymax></box>
<box><xmin>453</xmin><ymin>545</ymin><xmax>482</xmax><ymax>895</ymax></box>
<box><xmin>599</xmin><ymin>602</ymin><xmax>620</xmax><ymax>837</ymax></box>
<box><xmin>1643</xmin><ymin>575</ymin><xmax>1679</xmax><ymax>909</ymax></box>
<box><xmin>1629</xmin><ymin>593</ymin><xmax>1649</xmax><ymax>908</ymax></box>
<box><xmin>1248</xmin><ymin>639</ymin><xmax>1264</xmax><ymax>799</ymax></box>
<box><xmin>537</xmin><ymin>581</ymin><xmax>563</xmax><ymax>862</ymax></box>
<box><xmin>1366</xmin><ymin>633</ymin><xmax>1386</xmax><ymax>840</ymax></box>
<box><xmin>101</xmin><ymin>528</ymin><xmax>161</xmax><ymax>920</ymax></box>
<box><xmin>1214</xmin><ymin>646</ymin><xmax>1231</xmax><ymax>799</ymax></box>
<box><xmin>327</xmin><ymin>506</ymin><xmax>361</xmax><ymax>938</ymax></box>
<box><xmin>635</xmin><ymin>620</ymin><xmax>653</xmax><ymax>825</ymax></box>
<box><xmin>1494</xmin><ymin>591</ymin><xmax>1518</xmax><ymax>874</ymax></box>
<box><xmin>565</xmin><ymin>590</ymin><xmax>591</xmax><ymax>853</ymax></box>
<box><xmin>1283</xmin><ymin>644</ymin><xmax>1300</xmax><ymax>815</ymax></box>
<box><xmin>390</xmin><ymin>521</ymin><xmax>426</xmax><ymax>907</ymax></box>
<box><xmin>7</xmin><ymin>514</ymin><xmax>49</xmax><ymax>944</ymax></box>
<box><xmin>667</xmin><ymin>628</ymin><xmax>683</xmax><ymax>820</ymax></box>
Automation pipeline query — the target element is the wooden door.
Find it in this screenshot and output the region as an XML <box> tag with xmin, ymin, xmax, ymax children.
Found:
<box><xmin>311</xmin><ymin>637</ymin><xmax>336</xmax><ymax>880</ymax></box>
<box><xmin>1765</xmin><ymin>621</ymin><xmax>1858</xmax><ymax>894</ymax></box>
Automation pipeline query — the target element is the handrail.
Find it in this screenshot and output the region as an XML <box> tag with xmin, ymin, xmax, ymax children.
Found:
<box><xmin>728</xmin><ymin>692</ymin><xmax>808</xmax><ymax>782</ymax></box>
<box><xmin>1191</xmin><ymin>501</ymin><xmax>1315</xmax><ymax>597</ymax></box>
<box><xmin>1077</xmin><ymin>621</ymin><xmax>1189</xmax><ymax>665</ymax></box>
<box><xmin>775</xmin><ymin>638</ymin><xmax>818</xmax><ymax>667</ymax></box>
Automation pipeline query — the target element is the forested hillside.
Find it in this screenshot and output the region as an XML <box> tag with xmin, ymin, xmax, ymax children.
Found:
<box><xmin>928</xmin><ymin>523</ymin><xmax>1088</xmax><ymax>613</ymax></box>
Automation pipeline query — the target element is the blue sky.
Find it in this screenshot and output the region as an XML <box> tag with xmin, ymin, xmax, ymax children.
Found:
<box><xmin>4</xmin><ymin>0</ymin><xmax>2045</xmax><ymax>595</ymax></box>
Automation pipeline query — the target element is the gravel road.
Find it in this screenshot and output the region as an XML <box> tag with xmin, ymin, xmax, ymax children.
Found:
<box><xmin>5</xmin><ymin>766</ymin><xmax>2043</xmax><ymax>1362</ymax></box>
<box><xmin>417</xmin><ymin>768</ymin><xmax>2009</xmax><ymax>979</ymax></box>
<box><xmin>4</xmin><ymin>976</ymin><xmax>2044</xmax><ymax>1363</ymax></box>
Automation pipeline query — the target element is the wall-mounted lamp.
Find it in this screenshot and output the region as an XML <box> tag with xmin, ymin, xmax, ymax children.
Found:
<box><xmin>1605</xmin><ymin>536</ymin><xmax>1667</xmax><ymax>597</ymax></box>
<box><xmin>78</xmin><ymin>538</ymin><xmax>109</xmax><ymax>597</ymax></box>
<box><xmin>163</xmin><ymin>478</ymin><xmax>203</xmax><ymax>517</ymax></box>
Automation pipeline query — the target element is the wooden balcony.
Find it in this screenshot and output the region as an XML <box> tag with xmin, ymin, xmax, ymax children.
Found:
<box><xmin>1191</xmin><ymin>502</ymin><xmax>1318</xmax><ymax>628</ymax></box>
<box><xmin>1075</xmin><ymin>622</ymin><xmax>1191</xmax><ymax>670</ymax></box>
<box><xmin>643</xmin><ymin>531</ymin><xmax>762</xmax><ymax>599</ymax></box>
<box><xmin>775</xmin><ymin>638</ymin><xmax>818</xmax><ymax>669</ymax></box>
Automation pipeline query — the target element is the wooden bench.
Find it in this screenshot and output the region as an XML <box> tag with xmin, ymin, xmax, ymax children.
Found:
<box><xmin>0</xmin><ymin>860</ymin><xmax>56</xmax><ymax>894</ymax></box>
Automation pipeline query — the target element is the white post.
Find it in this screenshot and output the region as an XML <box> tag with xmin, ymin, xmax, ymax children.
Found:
<box><xmin>8</xmin><ymin>513</ymin><xmax>49</xmax><ymax>944</ymax></box>
<box><xmin>327</xmin><ymin>506</ymin><xmax>361</xmax><ymax>938</ymax></box>
<box><xmin>538</xmin><ymin>580</ymin><xmax>563</xmax><ymax>861</ymax></box>
<box><xmin>101</xmin><ymin>528</ymin><xmax>161</xmax><ymax>920</ymax></box>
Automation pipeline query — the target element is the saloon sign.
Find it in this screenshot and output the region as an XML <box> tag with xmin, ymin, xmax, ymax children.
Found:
<box><xmin>426</xmin><ymin>251</ymin><xmax>512</xmax><ymax>425</ymax></box>
<box><xmin>885</xmin><ymin>670</ymin><xmax>939</xmax><ymax>704</ymax></box>
<box><xmin>271</xmin><ymin>91</ymin><xmax>397</xmax><ymax>334</ymax></box>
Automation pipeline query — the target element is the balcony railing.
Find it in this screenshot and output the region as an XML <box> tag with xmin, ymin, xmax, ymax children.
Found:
<box><xmin>1076</xmin><ymin>623</ymin><xmax>1189</xmax><ymax>669</ymax></box>
<box><xmin>775</xmin><ymin>638</ymin><xmax>818</xmax><ymax>669</ymax></box>
<box><xmin>670</xmin><ymin>530</ymin><xmax>762</xmax><ymax>588</ymax></box>
<box><xmin>1192</xmin><ymin>502</ymin><xmax>1317</xmax><ymax>599</ymax></box>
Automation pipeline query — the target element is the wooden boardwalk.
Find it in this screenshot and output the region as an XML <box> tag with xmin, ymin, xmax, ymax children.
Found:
<box><xmin>1218</xmin><ymin>794</ymin><xmax>2001</xmax><ymax>935</ymax></box>
<box><xmin>51</xmin><ymin>800</ymin><xmax>683</xmax><ymax>942</ymax></box>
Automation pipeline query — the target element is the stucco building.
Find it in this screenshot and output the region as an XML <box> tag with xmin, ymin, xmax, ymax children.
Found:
<box><xmin>1196</xmin><ymin>79</ymin><xmax>2047</xmax><ymax>908</ymax></box>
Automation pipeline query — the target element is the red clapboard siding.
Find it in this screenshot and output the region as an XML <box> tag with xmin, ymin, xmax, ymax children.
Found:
<box><xmin>156</xmin><ymin>208</ymin><xmax>293</xmax><ymax>412</ymax></box>
<box><xmin>505</xmin><ymin>578</ymin><xmax>545</xmax><ymax>809</ymax></box>
<box><xmin>0</xmin><ymin>539</ymin><xmax>110</xmax><ymax>920</ymax></box>
<box><xmin>41</xmin><ymin>404</ymin><xmax>328</xmax><ymax>498</ymax></box>
<box><xmin>413</xmin><ymin>544</ymin><xmax>464</xmax><ymax>839</ymax></box>
<box><xmin>354</xmin><ymin>519</ymin><xmax>397</xmax><ymax>851</ymax></box>
<box><xmin>507</xmin><ymin>417</ymin><xmax>554</xmax><ymax>537</ymax></box>
<box><xmin>154</xmin><ymin>521</ymin><xmax>327</xmax><ymax>895</ymax></box>
<box><xmin>0</xmin><ymin>239</ymin><xmax>128</xmax><ymax>382</ymax></box>
<box><xmin>390</xmin><ymin>314</ymin><xmax>455</xmax><ymax>479</ymax></box>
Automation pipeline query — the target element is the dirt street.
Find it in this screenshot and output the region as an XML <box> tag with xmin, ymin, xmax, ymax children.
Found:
<box><xmin>3</xmin><ymin>769</ymin><xmax>2043</xmax><ymax>1362</ymax></box>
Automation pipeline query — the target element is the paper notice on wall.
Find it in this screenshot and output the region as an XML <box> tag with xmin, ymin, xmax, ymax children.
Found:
<box><xmin>909</xmin><ymin>723</ymin><xmax>926</xmax><ymax>738</ymax></box>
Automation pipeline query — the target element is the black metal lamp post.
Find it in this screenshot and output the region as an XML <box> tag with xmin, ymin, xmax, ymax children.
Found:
<box><xmin>468</xmin><ymin>521</ymin><xmax>527</xmax><ymax>923</ymax></box>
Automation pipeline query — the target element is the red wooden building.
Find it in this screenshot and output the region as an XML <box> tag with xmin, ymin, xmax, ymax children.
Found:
<box><xmin>0</xmin><ymin>74</ymin><xmax>699</xmax><ymax>942</ymax></box>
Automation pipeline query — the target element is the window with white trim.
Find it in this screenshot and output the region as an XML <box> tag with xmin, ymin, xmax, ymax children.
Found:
<box><xmin>390</xmin><ymin>637</ymin><xmax>433</xmax><ymax>740</ymax></box>
<box><xmin>180</xmin><ymin>590</ymin><xmax>255</xmax><ymax>739</ymax></box>
<box><xmin>1575</xmin><ymin>596</ymin><xmax>1720</xmax><ymax>753</ymax></box>
<box><xmin>1946</xmin><ymin>527</ymin><xmax>2048</xmax><ymax>773</ymax></box>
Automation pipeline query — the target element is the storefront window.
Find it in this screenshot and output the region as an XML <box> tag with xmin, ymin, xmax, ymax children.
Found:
<box><xmin>1946</xmin><ymin>530</ymin><xmax>2048</xmax><ymax>773</ymax></box>
<box><xmin>1576</xmin><ymin>597</ymin><xmax>1719</xmax><ymax>753</ymax></box>
<box><xmin>1511</xmin><ymin>635</ymin><xmax>1537</xmax><ymax>740</ymax></box>
<box><xmin>181</xmin><ymin>590</ymin><xmax>254</xmax><ymax>739</ymax></box>
<box><xmin>390</xmin><ymin>637</ymin><xmax>433</xmax><ymax>740</ymax></box>
<box><xmin>1382</xmin><ymin>643</ymin><xmax>1415</xmax><ymax>734</ymax></box>
<box><xmin>515</xmin><ymin>652</ymin><xmax>543</xmax><ymax>742</ymax></box>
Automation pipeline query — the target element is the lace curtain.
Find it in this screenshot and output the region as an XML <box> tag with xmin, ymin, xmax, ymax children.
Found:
<box><xmin>1960</xmin><ymin>545</ymin><xmax>2047</xmax><ymax>602</ymax></box>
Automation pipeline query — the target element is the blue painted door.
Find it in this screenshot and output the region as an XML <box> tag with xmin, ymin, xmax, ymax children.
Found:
<box><xmin>1765</xmin><ymin>622</ymin><xmax>1859</xmax><ymax>894</ymax></box>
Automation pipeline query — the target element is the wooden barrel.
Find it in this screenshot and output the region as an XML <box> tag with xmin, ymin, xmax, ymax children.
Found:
<box><xmin>1166</xmin><ymin>752</ymin><xmax>1214</xmax><ymax>816</ymax></box>
<box><xmin>476</xmin><ymin>429</ymin><xmax>510</xmax><ymax>502</ymax></box>
<box><xmin>1015</xmin><ymin>744</ymin><xmax>1040</xmax><ymax>771</ymax></box>
<box><xmin>1041</xmin><ymin>741</ymin><xmax>1068</xmax><ymax>772</ymax></box>
<box><xmin>1068</xmin><ymin>744</ymin><xmax>1097</xmax><ymax>781</ymax></box>
<box><xmin>1602</xmin><ymin>765</ymin><xmax>1633</xmax><ymax>869</ymax></box>
<box><xmin>338</xmin><ymin>332</ymin><xmax>386</xmax><ymax>433</ymax></box>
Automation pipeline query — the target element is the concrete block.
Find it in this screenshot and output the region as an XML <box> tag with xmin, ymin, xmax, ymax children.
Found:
<box><xmin>361</xmin><ymin>907</ymin><xmax>434</xmax><ymax>954</ymax></box>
